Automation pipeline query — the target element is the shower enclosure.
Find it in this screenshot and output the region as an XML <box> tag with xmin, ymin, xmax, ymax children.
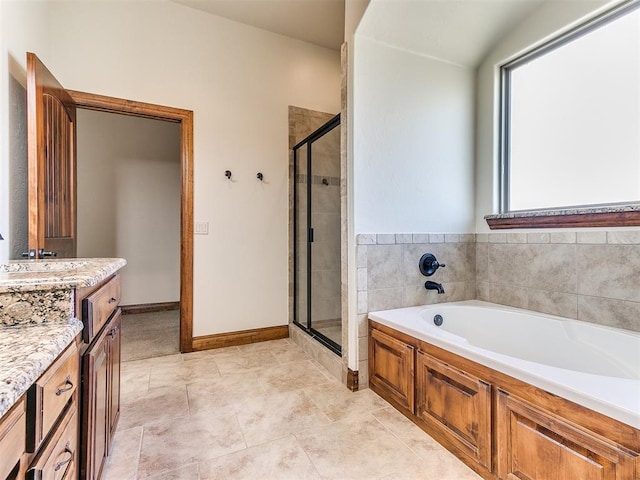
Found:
<box><xmin>293</xmin><ymin>114</ymin><xmax>341</xmax><ymax>355</ymax></box>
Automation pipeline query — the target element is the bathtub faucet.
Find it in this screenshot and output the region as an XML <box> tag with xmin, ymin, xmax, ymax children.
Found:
<box><xmin>425</xmin><ymin>281</ymin><xmax>445</xmax><ymax>294</ymax></box>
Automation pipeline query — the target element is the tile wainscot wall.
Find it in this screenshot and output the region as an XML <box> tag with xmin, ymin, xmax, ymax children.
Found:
<box><xmin>357</xmin><ymin>230</ymin><xmax>640</xmax><ymax>387</ymax></box>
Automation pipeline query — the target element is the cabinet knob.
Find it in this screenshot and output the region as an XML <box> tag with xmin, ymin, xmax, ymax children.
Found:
<box><xmin>108</xmin><ymin>297</ymin><xmax>117</xmax><ymax>304</ymax></box>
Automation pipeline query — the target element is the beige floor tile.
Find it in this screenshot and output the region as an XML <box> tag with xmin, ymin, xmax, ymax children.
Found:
<box><xmin>102</xmin><ymin>426</ymin><xmax>142</xmax><ymax>480</ymax></box>
<box><xmin>296</xmin><ymin>414</ymin><xmax>425</xmax><ymax>480</ymax></box>
<box><xmin>137</xmin><ymin>411</ymin><xmax>246</xmax><ymax>478</ymax></box>
<box><xmin>186</xmin><ymin>372</ymin><xmax>266</xmax><ymax>415</ymax></box>
<box><xmin>304</xmin><ymin>382</ymin><xmax>389</xmax><ymax>422</ymax></box>
<box><xmin>256</xmin><ymin>360</ymin><xmax>332</xmax><ymax>394</ymax></box>
<box><xmin>270</xmin><ymin>342</ymin><xmax>312</xmax><ymax>365</ymax></box>
<box><xmin>236</xmin><ymin>390</ymin><xmax>331</xmax><ymax>447</ymax></box>
<box><xmin>182</xmin><ymin>346</ymin><xmax>240</xmax><ymax>361</ymax></box>
<box><xmin>371</xmin><ymin>407</ymin><xmax>443</xmax><ymax>457</ymax></box>
<box><xmin>213</xmin><ymin>350</ymin><xmax>280</xmax><ymax>375</ymax></box>
<box><xmin>199</xmin><ymin>436</ymin><xmax>321</xmax><ymax>480</ymax></box>
<box><xmin>118</xmin><ymin>386</ymin><xmax>189</xmax><ymax>430</ymax></box>
<box><xmin>122</xmin><ymin>354</ymin><xmax>184</xmax><ymax>373</ymax></box>
<box><xmin>372</xmin><ymin>407</ymin><xmax>482</xmax><ymax>479</ymax></box>
<box><xmin>120</xmin><ymin>366</ymin><xmax>151</xmax><ymax>398</ymax></box>
<box><xmin>148</xmin><ymin>358</ymin><xmax>221</xmax><ymax>389</ymax></box>
<box><xmin>236</xmin><ymin>338</ymin><xmax>291</xmax><ymax>352</ymax></box>
<box><xmin>140</xmin><ymin>463</ymin><xmax>200</xmax><ymax>480</ymax></box>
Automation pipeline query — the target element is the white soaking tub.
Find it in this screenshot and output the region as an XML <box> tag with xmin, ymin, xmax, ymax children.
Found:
<box><xmin>368</xmin><ymin>300</ymin><xmax>640</xmax><ymax>429</ymax></box>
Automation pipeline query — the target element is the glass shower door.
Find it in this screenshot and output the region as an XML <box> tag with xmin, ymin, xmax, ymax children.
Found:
<box><xmin>293</xmin><ymin>114</ymin><xmax>341</xmax><ymax>354</ymax></box>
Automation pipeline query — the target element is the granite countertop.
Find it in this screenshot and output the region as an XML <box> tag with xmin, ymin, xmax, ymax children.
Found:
<box><xmin>0</xmin><ymin>258</ymin><xmax>127</xmax><ymax>293</ymax></box>
<box><xmin>0</xmin><ymin>318</ymin><xmax>83</xmax><ymax>417</ymax></box>
<box><xmin>0</xmin><ymin>257</ymin><xmax>127</xmax><ymax>418</ymax></box>
<box><xmin>484</xmin><ymin>204</ymin><xmax>640</xmax><ymax>220</ymax></box>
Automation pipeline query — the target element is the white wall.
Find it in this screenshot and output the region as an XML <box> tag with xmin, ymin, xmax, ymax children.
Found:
<box><xmin>474</xmin><ymin>0</ymin><xmax>621</xmax><ymax>231</ymax></box>
<box><xmin>2</xmin><ymin>0</ymin><xmax>341</xmax><ymax>336</ymax></box>
<box><xmin>353</xmin><ymin>35</ymin><xmax>475</xmax><ymax>234</ymax></box>
<box><xmin>76</xmin><ymin>110</ymin><xmax>181</xmax><ymax>306</ymax></box>
<box><xmin>0</xmin><ymin>1</ymin><xmax>51</xmax><ymax>261</ymax></box>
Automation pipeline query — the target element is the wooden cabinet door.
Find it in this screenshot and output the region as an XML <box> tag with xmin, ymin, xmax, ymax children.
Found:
<box><xmin>82</xmin><ymin>330</ymin><xmax>109</xmax><ymax>480</ymax></box>
<box><xmin>369</xmin><ymin>328</ymin><xmax>415</xmax><ymax>414</ymax></box>
<box><xmin>415</xmin><ymin>350</ymin><xmax>492</xmax><ymax>469</ymax></box>
<box><xmin>497</xmin><ymin>390</ymin><xmax>638</xmax><ymax>480</ymax></box>
<box><xmin>107</xmin><ymin>310</ymin><xmax>121</xmax><ymax>453</ymax></box>
<box><xmin>26</xmin><ymin>52</ymin><xmax>77</xmax><ymax>258</ymax></box>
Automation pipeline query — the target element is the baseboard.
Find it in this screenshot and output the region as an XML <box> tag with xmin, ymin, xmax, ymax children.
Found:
<box><xmin>192</xmin><ymin>325</ymin><xmax>289</xmax><ymax>351</ymax></box>
<box><xmin>347</xmin><ymin>368</ymin><xmax>359</xmax><ymax>391</ymax></box>
<box><xmin>120</xmin><ymin>302</ymin><xmax>180</xmax><ymax>315</ymax></box>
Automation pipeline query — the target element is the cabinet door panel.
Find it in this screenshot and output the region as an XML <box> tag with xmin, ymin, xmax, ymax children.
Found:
<box><xmin>108</xmin><ymin>309</ymin><xmax>121</xmax><ymax>453</ymax></box>
<box><xmin>369</xmin><ymin>328</ymin><xmax>414</xmax><ymax>414</ymax></box>
<box><xmin>82</xmin><ymin>329</ymin><xmax>110</xmax><ymax>480</ymax></box>
<box><xmin>416</xmin><ymin>351</ymin><xmax>491</xmax><ymax>468</ymax></box>
<box><xmin>497</xmin><ymin>390</ymin><xmax>637</xmax><ymax>480</ymax></box>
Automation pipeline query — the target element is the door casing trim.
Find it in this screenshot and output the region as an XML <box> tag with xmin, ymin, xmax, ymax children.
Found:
<box><xmin>68</xmin><ymin>90</ymin><xmax>194</xmax><ymax>353</ymax></box>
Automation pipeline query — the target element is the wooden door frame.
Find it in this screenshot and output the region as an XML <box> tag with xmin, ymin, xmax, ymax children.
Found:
<box><xmin>68</xmin><ymin>90</ymin><xmax>194</xmax><ymax>353</ymax></box>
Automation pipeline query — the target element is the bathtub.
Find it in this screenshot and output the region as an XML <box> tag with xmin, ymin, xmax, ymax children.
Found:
<box><xmin>368</xmin><ymin>300</ymin><xmax>640</xmax><ymax>429</ymax></box>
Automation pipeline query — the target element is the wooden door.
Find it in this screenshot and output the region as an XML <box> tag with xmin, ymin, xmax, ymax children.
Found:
<box><xmin>27</xmin><ymin>52</ymin><xmax>77</xmax><ymax>258</ymax></box>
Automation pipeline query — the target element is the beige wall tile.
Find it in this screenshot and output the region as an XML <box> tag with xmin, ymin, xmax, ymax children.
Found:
<box><xmin>550</xmin><ymin>231</ymin><xmax>577</xmax><ymax>244</ymax></box>
<box><xmin>577</xmin><ymin>245</ymin><xmax>640</xmax><ymax>302</ymax></box>
<box><xmin>367</xmin><ymin>245</ymin><xmax>404</xmax><ymax>289</ymax></box>
<box><xmin>488</xmin><ymin>244</ymin><xmax>529</xmax><ymax>287</ymax></box>
<box><xmin>368</xmin><ymin>288</ymin><xmax>404</xmax><ymax>311</ymax></box>
<box><xmin>507</xmin><ymin>233</ymin><xmax>527</xmax><ymax>243</ymax></box>
<box><xmin>413</xmin><ymin>233</ymin><xmax>430</xmax><ymax>243</ymax></box>
<box><xmin>526</xmin><ymin>244</ymin><xmax>577</xmax><ymax>293</ymax></box>
<box><xmin>607</xmin><ymin>230</ymin><xmax>640</xmax><ymax>244</ymax></box>
<box><xmin>489</xmin><ymin>283</ymin><xmax>528</xmax><ymax>310</ymax></box>
<box><xmin>527</xmin><ymin>289</ymin><xmax>578</xmax><ymax>319</ymax></box>
<box><xmin>377</xmin><ymin>233</ymin><xmax>396</xmax><ymax>244</ymax></box>
<box><xmin>396</xmin><ymin>233</ymin><xmax>413</xmax><ymax>244</ymax></box>
<box><xmin>356</xmin><ymin>234</ymin><xmax>376</xmax><ymax>245</ymax></box>
<box><xmin>577</xmin><ymin>231</ymin><xmax>607</xmax><ymax>244</ymax></box>
<box><xmin>527</xmin><ymin>232</ymin><xmax>550</xmax><ymax>244</ymax></box>
<box><xmin>357</xmin><ymin>245</ymin><xmax>368</xmax><ymax>267</ymax></box>
<box><xmin>578</xmin><ymin>296</ymin><xmax>640</xmax><ymax>331</ymax></box>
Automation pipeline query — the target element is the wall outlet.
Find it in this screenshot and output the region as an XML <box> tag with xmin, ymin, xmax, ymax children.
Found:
<box><xmin>195</xmin><ymin>222</ymin><xmax>209</xmax><ymax>235</ymax></box>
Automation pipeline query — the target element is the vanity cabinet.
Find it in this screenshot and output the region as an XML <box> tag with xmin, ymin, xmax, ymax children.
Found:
<box><xmin>79</xmin><ymin>274</ymin><xmax>122</xmax><ymax>480</ymax></box>
<box><xmin>25</xmin><ymin>340</ymin><xmax>80</xmax><ymax>480</ymax></box>
<box><xmin>415</xmin><ymin>351</ymin><xmax>491</xmax><ymax>469</ymax></box>
<box><xmin>369</xmin><ymin>327</ymin><xmax>414</xmax><ymax>415</ymax></box>
<box><xmin>0</xmin><ymin>397</ymin><xmax>26</xmax><ymax>479</ymax></box>
<box><xmin>496</xmin><ymin>391</ymin><xmax>637</xmax><ymax>480</ymax></box>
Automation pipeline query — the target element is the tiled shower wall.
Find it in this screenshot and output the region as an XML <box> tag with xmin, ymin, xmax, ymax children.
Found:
<box><xmin>357</xmin><ymin>230</ymin><xmax>640</xmax><ymax>388</ymax></box>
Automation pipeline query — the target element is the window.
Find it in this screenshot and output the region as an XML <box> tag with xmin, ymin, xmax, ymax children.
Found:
<box><xmin>491</xmin><ymin>1</ymin><xmax>640</xmax><ymax>228</ymax></box>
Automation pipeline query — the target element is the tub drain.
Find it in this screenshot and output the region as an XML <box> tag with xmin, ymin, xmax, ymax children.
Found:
<box><xmin>433</xmin><ymin>314</ymin><xmax>443</xmax><ymax>326</ymax></box>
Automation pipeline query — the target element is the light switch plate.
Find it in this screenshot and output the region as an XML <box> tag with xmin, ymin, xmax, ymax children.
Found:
<box><xmin>195</xmin><ymin>221</ymin><xmax>209</xmax><ymax>235</ymax></box>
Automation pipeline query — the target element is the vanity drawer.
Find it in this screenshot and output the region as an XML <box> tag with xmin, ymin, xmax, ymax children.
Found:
<box><xmin>82</xmin><ymin>274</ymin><xmax>121</xmax><ymax>343</ymax></box>
<box><xmin>27</xmin><ymin>403</ymin><xmax>78</xmax><ymax>480</ymax></box>
<box><xmin>27</xmin><ymin>341</ymin><xmax>79</xmax><ymax>453</ymax></box>
<box><xmin>0</xmin><ymin>396</ymin><xmax>26</xmax><ymax>480</ymax></box>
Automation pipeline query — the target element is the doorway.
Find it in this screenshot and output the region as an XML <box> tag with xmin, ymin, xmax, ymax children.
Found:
<box><xmin>69</xmin><ymin>90</ymin><xmax>194</xmax><ymax>353</ymax></box>
<box><xmin>293</xmin><ymin>114</ymin><xmax>342</xmax><ymax>354</ymax></box>
<box><xmin>76</xmin><ymin>109</ymin><xmax>181</xmax><ymax>360</ymax></box>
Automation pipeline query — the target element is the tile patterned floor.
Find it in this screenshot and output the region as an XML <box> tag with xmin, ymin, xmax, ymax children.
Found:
<box><xmin>105</xmin><ymin>338</ymin><xmax>482</xmax><ymax>480</ymax></box>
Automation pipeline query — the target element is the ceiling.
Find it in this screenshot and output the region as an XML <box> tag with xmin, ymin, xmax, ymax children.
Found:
<box><xmin>357</xmin><ymin>0</ymin><xmax>545</xmax><ymax>67</ymax></box>
<box><xmin>170</xmin><ymin>0</ymin><xmax>346</xmax><ymax>51</ymax></box>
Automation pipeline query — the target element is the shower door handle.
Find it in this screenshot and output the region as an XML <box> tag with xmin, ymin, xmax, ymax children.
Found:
<box><xmin>308</xmin><ymin>227</ymin><xmax>314</xmax><ymax>243</ymax></box>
